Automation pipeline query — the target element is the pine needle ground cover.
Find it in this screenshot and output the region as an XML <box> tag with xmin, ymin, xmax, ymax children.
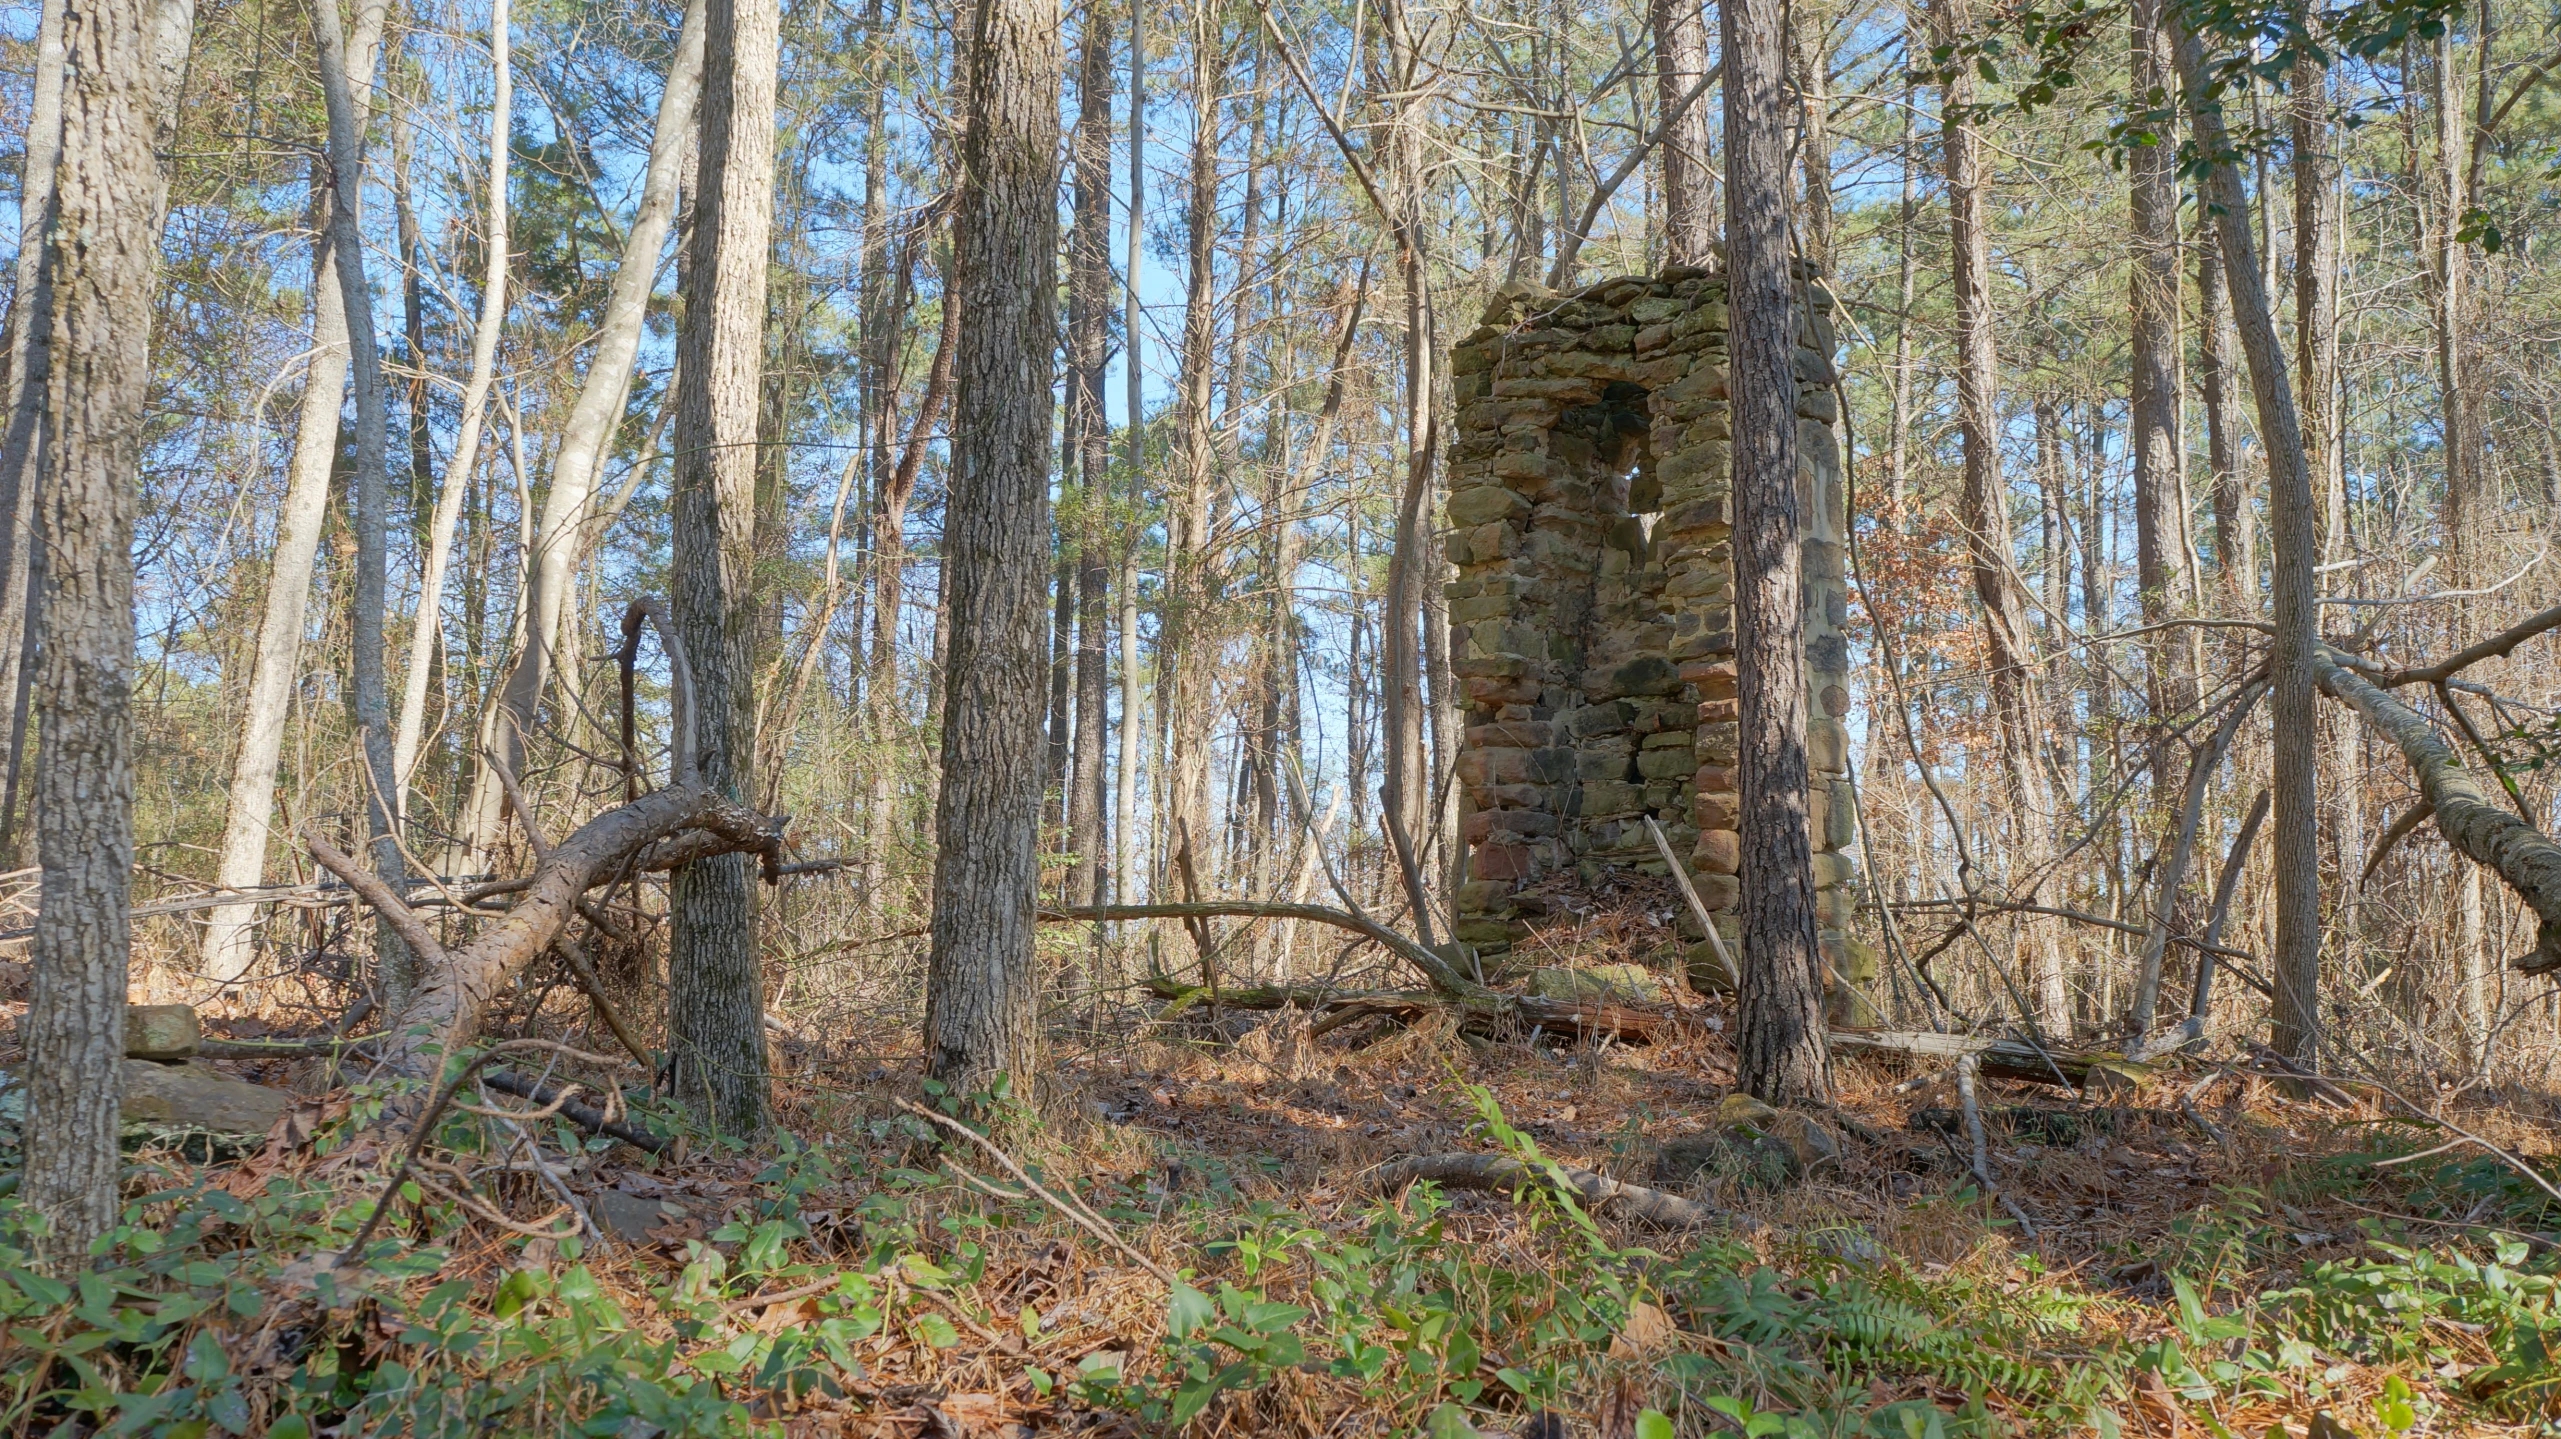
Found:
<box><xmin>3</xmin><ymin>1006</ymin><xmax>2556</xmax><ymax>1438</ymax></box>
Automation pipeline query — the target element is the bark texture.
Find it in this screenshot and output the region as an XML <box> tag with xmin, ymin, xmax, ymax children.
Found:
<box><xmin>1067</xmin><ymin>5</ymin><xmax>1115</xmax><ymax>908</ymax></box>
<box><xmin>2128</xmin><ymin>0</ymin><xmax>2190</xmax><ymax>742</ymax></box>
<box><xmin>1727</xmin><ymin>0</ymin><xmax>1828</xmax><ymax>1107</ymax></box>
<box><xmin>24</xmin><ymin>0</ymin><xmax>185</xmax><ymax>1271</ymax></box>
<box><xmin>924</xmin><ymin>0</ymin><xmax>1061</xmax><ymax>1094</ymax></box>
<box><xmin>668</xmin><ymin>0</ymin><xmax>779</xmax><ymax>1136</ymax></box>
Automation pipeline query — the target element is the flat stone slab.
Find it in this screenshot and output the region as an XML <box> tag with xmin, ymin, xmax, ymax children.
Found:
<box><xmin>121</xmin><ymin>1059</ymin><xmax>288</xmax><ymax>1135</ymax></box>
<box><xmin>126</xmin><ymin>1004</ymin><xmax>201</xmax><ymax>1061</ymax></box>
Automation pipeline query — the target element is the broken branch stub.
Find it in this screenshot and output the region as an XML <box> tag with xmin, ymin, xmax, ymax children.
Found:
<box><xmin>2315</xmin><ymin>645</ymin><xmax>2561</xmax><ymax>974</ymax></box>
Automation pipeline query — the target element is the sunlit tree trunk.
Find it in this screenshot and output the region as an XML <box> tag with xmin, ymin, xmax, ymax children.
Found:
<box><xmin>923</xmin><ymin>0</ymin><xmax>1060</xmax><ymax>1094</ymax></box>
<box><xmin>1730</xmin><ymin>0</ymin><xmax>1827</xmax><ymax>1106</ymax></box>
<box><xmin>1649</xmin><ymin>0</ymin><xmax>1714</xmax><ymax>265</ymax></box>
<box><xmin>450</xmin><ymin>0</ymin><xmax>707</xmax><ymax>866</ymax></box>
<box><xmin>667</xmin><ymin>0</ymin><xmax>779</xmax><ymax>1135</ymax></box>
<box><xmin>199</xmin><ymin>0</ymin><xmax>388</xmax><ymax>984</ymax></box>
<box><xmin>2173</xmin><ymin>16</ymin><xmax>2324</xmax><ymax>1064</ymax></box>
<box><xmin>1068</xmin><ymin>4</ymin><xmax>1114</xmax><ymax>908</ymax></box>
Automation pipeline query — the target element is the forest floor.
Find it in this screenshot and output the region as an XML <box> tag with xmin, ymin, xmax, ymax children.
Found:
<box><xmin>4</xmin><ymin>958</ymin><xmax>2560</xmax><ymax>1438</ymax></box>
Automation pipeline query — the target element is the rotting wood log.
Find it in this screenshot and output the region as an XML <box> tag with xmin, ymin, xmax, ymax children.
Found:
<box><xmin>1367</xmin><ymin>1152</ymin><xmax>1738</xmax><ymax>1229</ymax></box>
<box><xmin>1827</xmin><ymin>1027</ymin><xmax>2153</xmax><ymax>1088</ymax></box>
<box><xmin>2316</xmin><ymin>645</ymin><xmax>2561</xmax><ymax>973</ymax></box>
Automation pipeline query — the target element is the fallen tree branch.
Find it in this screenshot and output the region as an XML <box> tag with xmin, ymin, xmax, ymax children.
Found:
<box><xmin>1828</xmin><ymin>1027</ymin><xmax>2148</xmax><ymax>1088</ymax></box>
<box><xmin>314</xmin><ymin>600</ymin><xmax>791</xmax><ymax>1070</ymax></box>
<box><xmin>2315</xmin><ymin>645</ymin><xmax>2561</xmax><ymax>973</ymax></box>
<box><xmin>1367</xmin><ymin>1152</ymin><xmax>1736</xmax><ymax>1229</ymax></box>
<box><xmin>481</xmin><ymin>1068</ymin><xmax>668</xmax><ymax>1153</ymax></box>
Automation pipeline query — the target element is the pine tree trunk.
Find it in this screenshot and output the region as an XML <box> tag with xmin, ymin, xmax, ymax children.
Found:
<box><xmin>23</xmin><ymin>0</ymin><xmax>187</xmax><ymax>1274</ymax></box>
<box><xmin>1166</xmin><ymin>10</ymin><xmax>1224</xmax><ymax>876</ymax></box>
<box><xmin>1727</xmin><ymin>0</ymin><xmax>1827</xmax><ymax>1107</ymax></box>
<box><xmin>2128</xmin><ymin>0</ymin><xmax>2189</xmax><ymax>762</ymax></box>
<box><xmin>1789</xmin><ymin>14</ymin><xmax>1832</xmax><ymax>271</ymax></box>
<box><xmin>2432</xmin><ymin>31</ymin><xmax>2482</xmax><ymax>580</ymax></box>
<box><xmin>1649</xmin><ymin>0</ymin><xmax>1714</xmax><ymax>264</ymax></box>
<box><xmin>668</xmin><ymin>0</ymin><xmax>778</xmax><ymax>1136</ymax></box>
<box><xmin>1116</xmin><ymin>0</ymin><xmax>1147</xmax><ymax>908</ymax></box>
<box><xmin>924</xmin><ymin>0</ymin><xmax>1060</xmax><ymax>1093</ymax></box>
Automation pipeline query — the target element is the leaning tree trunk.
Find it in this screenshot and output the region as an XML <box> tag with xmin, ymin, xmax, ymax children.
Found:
<box><xmin>924</xmin><ymin>0</ymin><xmax>1060</xmax><ymax>1094</ymax></box>
<box><xmin>1727</xmin><ymin>0</ymin><xmax>1828</xmax><ymax>1107</ymax></box>
<box><xmin>23</xmin><ymin>0</ymin><xmax>189</xmax><ymax>1274</ymax></box>
<box><xmin>2174</xmin><ymin>17</ymin><xmax>2325</xmax><ymax>1062</ymax></box>
<box><xmin>199</xmin><ymin>0</ymin><xmax>388</xmax><ymax>984</ymax></box>
<box><xmin>447</xmin><ymin>0</ymin><xmax>707</xmax><ymax>866</ymax></box>
<box><xmin>666</xmin><ymin>0</ymin><xmax>779</xmax><ymax>1138</ymax></box>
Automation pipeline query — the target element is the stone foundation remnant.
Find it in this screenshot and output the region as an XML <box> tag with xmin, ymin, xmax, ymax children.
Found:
<box><xmin>1444</xmin><ymin>264</ymin><xmax>1875</xmax><ymax>1017</ymax></box>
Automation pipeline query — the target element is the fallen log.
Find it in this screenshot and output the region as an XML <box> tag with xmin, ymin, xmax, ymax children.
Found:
<box><xmin>1827</xmin><ymin>1027</ymin><xmax>2152</xmax><ymax>1089</ymax></box>
<box><xmin>1135</xmin><ymin>971</ymin><xmax>1671</xmax><ymax>1042</ymax></box>
<box><xmin>1368</xmin><ymin>1152</ymin><xmax>1736</xmax><ymax>1229</ymax></box>
<box><xmin>2316</xmin><ymin>645</ymin><xmax>2561</xmax><ymax>973</ymax></box>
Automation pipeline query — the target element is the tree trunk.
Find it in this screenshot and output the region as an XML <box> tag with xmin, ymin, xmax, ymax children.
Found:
<box><xmin>924</xmin><ymin>0</ymin><xmax>1060</xmax><ymax>1093</ymax></box>
<box><xmin>860</xmin><ymin>287</ymin><xmax>956</xmax><ymax>912</ymax></box>
<box><xmin>199</xmin><ymin>0</ymin><xmax>388</xmax><ymax>984</ymax></box>
<box><xmin>1379</xmin><ymin>0</ymin><xmax>1440</xmax><ymax>947</ymax></box>
<box><xmin>2431</xmin><ymin>31</ymin><xmax>2483</xmax><ymax>579</ymax></box>
<box><xmin>1650</xmin><ymin>0</ymin><xmax>1714</xmax><ymax>264</ymax></box>
<box><xmin>450</xmin><ymin>0</ymin><xmax>708</xmax><ymax>865</ymax></box>
<box><xmin>2173</xmin><ymin>18</ymin><xmax>2324</xmax><ymax>1063</ymax></box>
<box><xmin>2291</xmin><ymin>4</ymin><xmax>2339</xmax><ymax>563</ymax></box>
<box><xmin>23</xmin><ymin>0</ymin><xmax>187</xmax><ymax>1273</ymax></box>
<box><xmin>2128</xmin><ymin>0</ymin><xmax>2190</xmax><ymax>756</ymax></box>
<box><xmin>2197</xmin><ymin>206</ymin><xmax>2249</xmax><ymax>607</ymax></box>
<box><xmin>0</xmin><ymin>0</ymin><xmax>66</xmax><ymax>859</ymax></box>
<box><xmin>312</xmin><ymin>0</ymin><xmax>410</xmax><ymax>998</ymax></box>
<box><xmin>1068</xmin><ymin>4</ymin><xmax>1114</xmax><ymax>907</ymax></box>
<box><xmin>1727</xmin><ymin>0</ymin><xmax>1827</xmax><ymax>1107</ymax></box>
<box><xmin>1938</xmin><ymin>0</ymin><xmax>2049</xmax><ymax>934</ymax></box>
<box><xmin>1117</xmin><ymin>0</ymin><xmax>1147</xmax><ymax>907</ymax></box>
<box><xmin>1789</xmin><ymin>13</ymin><xmax>1832</xmax><ymax>271</ymax></box>
<box><xmin>390</xmin><ymin>0</ymin><xmax>514</xmax><ymax>822</ymax></box>
<box><xmin>1166</xmin><ymin>12</ymin><xmax>1225</xmax><ymax>875</ymax></box>
<box><xmin>667</xmin><ymin>0</ymin><xmax>778</xmax><ymax>1136</ymax></box>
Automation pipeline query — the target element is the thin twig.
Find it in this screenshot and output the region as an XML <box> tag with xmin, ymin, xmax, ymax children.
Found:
<box><xmin>893</xmin><ymin>1098</ymin><xmax>1180</xmax><ymax>1288</ymax></box>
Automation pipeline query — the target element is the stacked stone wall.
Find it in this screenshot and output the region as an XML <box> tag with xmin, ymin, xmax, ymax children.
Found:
<box><xmin>1445</xmin><ymin>264</ymin><xmax>1873</xmax><ymax>1015</ymax></box>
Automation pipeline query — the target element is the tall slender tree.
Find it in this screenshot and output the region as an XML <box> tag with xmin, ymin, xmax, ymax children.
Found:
<box><xmin>1068</xmin><ymin>4</ymin><xmax>1116</xmax><ymax>909</ymax></box>
<box><xmin>923</xmin><ymin>0</ymin><xmax>1061</xmax><ymax>1092</ymax></box>
<box><xmin>668</xmin><ymin>0</ymin><xmax>781</xmax><ymax>1134</ymax></box>
<box><xmin>1728</xmin><ymin>0</ymin><xmax>1828</xmax><ymax>1106</ymax></box>
<box><xmin>199</xmin><ymin>0</ymin><xmax>390</xmax><ymax>983</ymax></box>
<box><xmin>2172</xmin><ymin>16</ymin><xmax>2323</xmax><ymax>1064</ymax></box>
<box><xmin>1651</xmin><ymin>0</ymin><xmax>1714</xmax><ymax>263</ymax></box>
